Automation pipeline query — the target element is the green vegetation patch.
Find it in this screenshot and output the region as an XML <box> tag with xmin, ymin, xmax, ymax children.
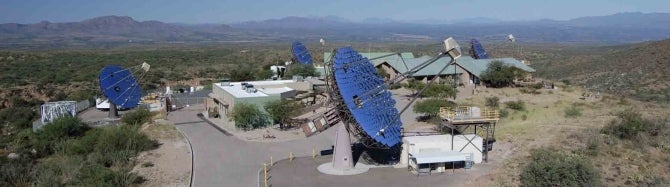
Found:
<box><xmin>520</xmin><ymin>148</ymin><xmax>601</xmax><ymax>187</ymax></box>
<box><xmin>229</xmin><ymin>102</ymin><xmax>270</xmax><ymax>131</ymax></box>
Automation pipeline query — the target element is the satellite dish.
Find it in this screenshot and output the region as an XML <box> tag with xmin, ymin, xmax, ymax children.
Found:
<box><xmin>98</xmin><ymin>62</ymin><xmax>150</xmax><ymax>117</ymax></box>
<box><xmin>332</xmin><ymin>47</ymin><xmax>402</xmax><ymax>148</ymax></box>
<box><xmin>291</xmin><ymin>41</ymin><xmax>314</xmax><ymax>65</ymax></box>
<box><xmin>508</xmin><ymin>34</ymin><xmax>516</xmax><ymax>43</ymax></box>
<box><xmin>470</xmin><ymin>39</ymin><xmax>489</xmax><ymax>59</ymax></box>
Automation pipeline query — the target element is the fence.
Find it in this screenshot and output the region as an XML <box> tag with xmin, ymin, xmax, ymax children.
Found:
<box><xmin>170</xmin><ymin>97</ymin><xmax>205</xmax><ymax>109</ymax></box>
<box><xmin>32</xmin><ymin>98</ymin><xmax>95</xmax><ymax>132</ymax></box>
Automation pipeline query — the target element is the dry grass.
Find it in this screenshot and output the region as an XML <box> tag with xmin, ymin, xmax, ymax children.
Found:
<box><xmin>467</xmin><ymin>85</ymin><xmax>670</xmax><ymax>186</ymax></box>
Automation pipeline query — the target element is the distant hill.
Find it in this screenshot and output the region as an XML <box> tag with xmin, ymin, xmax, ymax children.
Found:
<box><xmin>1</xmin><ymin>12</ymin><xmax>670</xmax><ymax>46</ymax></box>
<box><xmin>552</xmin><ymin>39</ymin><xmax>670</xmax><ymax>102</ymax></box>
<box><xmin>230</xmin><ymin>12</ymin><xmax>670</xmax><ymax>43</ymax></box>
<box><xmin>0</xmin><ymin>16</ymin><xmax>233</xmax><ymax>44</ymax></box>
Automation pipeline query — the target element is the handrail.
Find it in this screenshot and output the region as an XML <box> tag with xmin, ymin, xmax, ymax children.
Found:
<box><xmin>439</xmin><ymin>106</ymin><xmax>499</xmax><ymax>123</ymax></box>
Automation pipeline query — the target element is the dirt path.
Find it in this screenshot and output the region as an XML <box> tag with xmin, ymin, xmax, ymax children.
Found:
<box><xmin>133</xmin><ymin>120</ymin><xmax>191</xmax><ymax>187</ymax></box>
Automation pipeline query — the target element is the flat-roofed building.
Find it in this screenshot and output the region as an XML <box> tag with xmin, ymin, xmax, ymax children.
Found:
<box><xmin>206</xmin><ymin>78</ymin><xmax>319</xmax><ymax>122</ymax></box>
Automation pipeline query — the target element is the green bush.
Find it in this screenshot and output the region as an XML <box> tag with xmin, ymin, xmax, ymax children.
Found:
<box><xmin>564</xmin><ymin>105</ymin><xmax>582</xmax><ymax>118</ymax></box>
<box><xmin>33</xmin><ymin>117</ymin><xmax>90</xmax><ymax>157</ymax></box>
<box><xmin>485</xmin><ymin>96</ymin><xmax>500</xmax><ymax>108</ymax></box>
<box><xmin>0</xmin><ymin>107</ymin><xmax>37</xmax><ymax>130</ymax></box>
<box><xmin>229</xmin><ymin>103</ymin><xmax>270</xmax><ymax>130</ymax></box>
<box><xmin>520</xmin><ymin>87</ymin><xmax>541</xmax><ymax>94</ymax></box>
<box><xmin>413</xmin><ymin>98</ymin><xmax>456</xmax><ymax>117</ymax></box>
<box><xmin>285</xmin><ymin>64</ymin><xmax>320</xmax><ymax>78</ymax></box>
<box><xmin>520</xmin><ymin>149</ymin><xmax>601</xmax><ymax>187</ymax></box>
<box><xmin>0</xmin><ymin>157</ymin><xmax>33</xmax><ymax>187</ymax></box>
<box><xmin>602</xmin><ymin>110</ymin><xmax>651</xmax><ymax>139</ymax></box>
<box><xmin>121</xmin><ymin>108</ymin><xmax>152</xmax><ymax>126</ymax></box>
<box><xmin>97</xmin><ymin>126</ymin><xmax>157</xmax><ymax>151</ymax></box>
<box><xmin>73</xmin><ymin>165</ymin><xmax>144</xmax><ymax>186</ymax></box>
<box><xmin>504</xmin><ymin>100</ymin><xmax>526</xmax><ymax>111</ymax></box>
<box><xmin>499</xmin><ymin>109</ymin><xmax>509</xmax><ymax>118</ymax></box>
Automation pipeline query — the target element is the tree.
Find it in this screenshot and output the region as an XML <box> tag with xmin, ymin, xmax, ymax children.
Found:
<box><xmin>228</xmin><ymin>103</ymin><xmax>269</xmax><ymax>131</ymax></box>
<box><xmin>264</xmin><ymin>99</ymin><xmax>301</xmax><ymax>130</ymax></box>
<box><xmin>285</xmin><ymin>64</ymin><xmax>320</xmax><ymax>78</ymax></box>
<box><xmin>413</xmin><ymin>98</ymin><xmax>456</xmax><ymax>117</ymax></box>
<box><xmin>480</xmin><ymin>61</ymin><xmax>517</xmax><ymax>87</ymax></box>
<box><xmin>404</xmin><ymin>79</ymin><xmax>457</xmax><ymax>98</ymax></box>
<box><xmin>404</xmin><ymin>79</ymin><xmax>424</xmax><ymax>95</ymax></box>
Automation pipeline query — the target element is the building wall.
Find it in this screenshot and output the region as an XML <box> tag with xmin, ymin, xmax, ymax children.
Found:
<box><xmin>378</xmin><ymin>63</ymin><xmax>400</xmax><ymax>82</ymax></box>
<box><xmin>456</xmin><ymin>65</ymin><xmax>473</xmax><ymax>86</ymax></box>
<box><xmin>399</xmin><ymin>134</ymin><xmax>484</xmax><ymax>168</ymax></box>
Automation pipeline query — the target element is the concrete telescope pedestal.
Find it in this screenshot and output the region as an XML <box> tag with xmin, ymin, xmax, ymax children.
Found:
<box><xmin>317</xmin><ymin>124</ymin><xmax>370</xmax><ymax>175</ymax></box>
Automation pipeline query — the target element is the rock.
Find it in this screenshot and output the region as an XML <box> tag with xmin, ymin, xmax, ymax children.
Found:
<box><xmin>7</xmin><ymin>153</ymin><xmax>19</xmax><ymax>159</ymax></box>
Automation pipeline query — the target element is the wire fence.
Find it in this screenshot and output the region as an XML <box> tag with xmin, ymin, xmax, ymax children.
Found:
<box><xmin>170</xmin><ymin>97</ymin><xmax>205</xmax><ymax>109</ymax></box>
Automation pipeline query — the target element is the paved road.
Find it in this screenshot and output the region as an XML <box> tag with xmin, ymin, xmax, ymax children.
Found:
<box><xmin>169</xmin><ymin>105</ymin><xmax>337</xmax><ymax>187</ymax></box>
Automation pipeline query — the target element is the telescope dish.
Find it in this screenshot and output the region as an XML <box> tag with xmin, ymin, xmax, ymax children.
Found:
<box><xmin>331</xmin><ymin>47</ymin><xmax>402</xmax><ymax>148</ymax></box>
<box><xmin>98</xmin><ymin>65</ymin><xmax>143</xmax><ymax>109</ymax></box>
<box><xmin>470</xmin><ymin>39</ymin><xmax>489</xmax><ymax>59</ymax></box>
<box><xmin>291</xmin><ymin>41</ymin><xmax>314</xmax><ymax>65</ymax></box>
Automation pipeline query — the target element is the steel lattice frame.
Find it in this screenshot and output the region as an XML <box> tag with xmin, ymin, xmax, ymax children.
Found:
<box><xmin>41</xmin><ymin>101</ymin><xmax>77</xmax><ymax>123</ymax></box>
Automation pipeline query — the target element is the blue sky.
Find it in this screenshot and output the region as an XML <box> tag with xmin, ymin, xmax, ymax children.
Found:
<box><xmin>1</xmin><ymin>0</ymin><xmax>669</xmax><ymax>23</ymax></box>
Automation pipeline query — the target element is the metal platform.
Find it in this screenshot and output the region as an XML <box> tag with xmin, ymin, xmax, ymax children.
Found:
<box><xmin>439</xmin><ymin>106</ymin><xmax>498</xmax><ymax>162</ymax></box>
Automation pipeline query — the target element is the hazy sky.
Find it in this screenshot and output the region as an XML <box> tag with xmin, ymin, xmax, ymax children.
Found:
<box><xmin>1</xmin><ymin>0</ymin><xmax>669</xmax><ymax>24</ymax></box>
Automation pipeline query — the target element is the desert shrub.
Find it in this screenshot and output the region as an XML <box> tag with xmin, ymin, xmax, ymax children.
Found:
<box><xmin>529</xmin><ymin>82</ymin><xmax>544</xmax><ymax>89</ymax></box>
<box><xmin>141</xmin><ymin>162</ymin><xmax>154</xmax><ymax>167</ymax></box>
<box><xmin>485</xmin><ymin>96</ymin><xmax>500</xmax><ymax>108</ymax></box>
<box><xmin>121</xmin><ymin>107</ymin><xmax>152</xmax><ymax>126</ymax></box>
<box><xmin>388</xmin><ymin>84</ymin><xmax>402</xmax><ymax>90</ymax></box>
<box><xmin>33</xmin><ymin>117</ymin><xmax>90</xmax><ymax>157</ymax></box>
<box><xmin>285</xmin><ymin>64</ymin><xmax>320</xmax><ymax>78</ymax></box>
<box><xmin>520</xmin><ymin>149</ymin><xmax>601</xmax><ymax>187</ymax></box>
<box><xmin>564</xmin><ymin>105</ymin><xmax>582</xmax><ymax>118</ymax></box>
<box><xmin>413</xmin><ymin>98</ymin><xmax>457</xmax><ymax>117</ymax></box>
<box><xmin>73</xmin><ymin>165</ymin><xmax>144</xmax><ymax>186</ymax></box>
<box><xmin>602</xmin><ymin>111</ymin><xmax>650</xmax><ymax>139</ymax></box>
<box><xmin>520</xmin><ymin>87</ymin><xmax>541</xmax><ymax>94</ymax></box>
<box><xmin>0</xmin><ymin>107</ymin><xmax>37</xmax><ymax>130</ymax></box>
<box><xmin>0</xmin><ymin>157</ymin><xmax>34</xmax><ymax>187</ymax></box>
<box><xmin>92</xmin><ymin>126</ymin><xmax>158</xmax><ymax>161</ymax></box>
<box><xmin>561</xmin><ymin>79</ymin><xmax>571</xmax><ymax>85</ymax></box>
<box><xmin>228</xmin><ymin>103</ymin><xmax>270</xmax><ymax>130</ymax></box>
<box><xmin>521</xmin><ymin>114</ymin><xmax>528</xmax><ymax>121</ymax></box>
<box><xmin>504</xmin><ymin>100</ymin><xmax>526</xmax><ymax>111</ymax></box>
<box><xmin>499</xmin><ymin>109</ymin><xmax>509</xmax><ymax>118</ymax></box>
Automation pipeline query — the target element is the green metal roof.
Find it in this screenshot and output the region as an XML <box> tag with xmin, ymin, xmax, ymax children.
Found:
<box><xmin>323</xmin><ymin>52</ymin><xmax>415</xmax><ymax>65</ymax></box>
<box><xmin>455</xmin><ymin>56</ymin><xmax>535</xmax><ymax>78</ymax></box>
<box><xmin>324</xmin><ymin>52</ymin><xmax>461</xmax><ymax>77</ymax></box>
<box><xmin>387</xmin><ymin>56</ymin><xmax>462</xmax><ymax>76</ymax></box>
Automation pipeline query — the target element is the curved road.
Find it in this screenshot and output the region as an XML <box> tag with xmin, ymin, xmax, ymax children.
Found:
<box><xmin>169</xmin><ymin>106</ymin><xmax>337</xmax><ymax>187</ymax></box>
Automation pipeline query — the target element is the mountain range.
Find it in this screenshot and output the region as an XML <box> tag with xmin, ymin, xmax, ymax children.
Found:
<box><xmin>1</xmin><ymin>12</ymin><xmax>670</xmax><ymax>47</ymax></box>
